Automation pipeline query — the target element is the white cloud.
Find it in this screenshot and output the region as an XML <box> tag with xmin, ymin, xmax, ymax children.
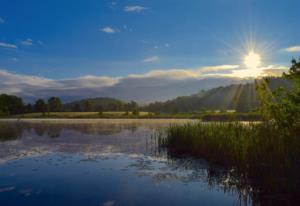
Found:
<box><xmin>0</xmin><ymin>42</ymin><xmax>17</xmax><ymax>49</ymax></box>
<box><xmin>129</xmin><ymin>65</ymin><xmax>240</xmax><ymax>79</ymax></box>
<box><xmin>5</xmin><ymin>63</ymin><xmax>288</xmax><ymax>102</ymax></box>
<box><xmin>37</xmin><ymin>40</ymin><xmax>44</xmax><ymax>45</ymax></box>
<box><xmin>154</xmin><ymin>43</ymin><xmax>170</xmax><ymax>49</ymax></box>
<box><xmin>0</xmin><ymin>17</ymin><xmax>4</xmax><ymax>24</ymax></box>
<box><xmin>200</xmin><ymin>65</ymin><xmax>240</xmax><ymax>73</ymax></box>
<box><xmin>283</xmin><ymin>45</ymin><xmax>300</xmax><ymax>52</ymax></box>
<box><xmin>143</xmin><ymin>56</ymin><xmax>160</xmax><ymax>63</ymax></box>
<box><xmin>261</xmin><ymin>66</ymin><xmax>289</xmax><ymax>77</ymax></box>
<box><xmin>225</xmin><ymin>65</ymin><xmax>289</xmax><ymax>78</ymax></box>
<box><xmin>124</xmin><ymin>5</ymin><xmax>146</xmax><ymax>12</ymax></box>
<box><xmin>101</xmin><ymin>27</ymin><xmax>117</xmax><ymax>33</ymax></box>
<box><xmin>21</xmin><ymin>38</ymin><xmax>33</xmax><ymax>46</ymax></box>
<box><xmin>0</xmin><ymin>64</ymin><xmax>247</xmax><ymax>102</ymax></box>
<box><xmin>9</xmin><ymin>57</ymin><xmax>19</xmax><ymax>62</ymax></box>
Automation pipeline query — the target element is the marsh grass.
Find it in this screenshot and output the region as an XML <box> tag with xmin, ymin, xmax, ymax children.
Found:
<box><xmin>158</xmin><ymin>122</ymin><xmax>300</xmax><ymax>204</ymax></box>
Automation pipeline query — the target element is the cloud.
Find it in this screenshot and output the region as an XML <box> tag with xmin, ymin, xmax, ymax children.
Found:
<box><xmin>200</xmin><ymin>65</ymin><xmax>240</xmax><ymax>74</ymax></box>
<box><xmin>0</xmin><ymin>65</ymin><xmax>248</xmax><ymax>103</ymax></box>
<box><xmin>0</xmin><ymin>17</ymin><xmax>4</xmax><ymax>24</ymax></box>
<box><xmin>0</xmin><ymin>42</ymin><xmax>17</xmax><ymax>49</ymax></box>
<box><xmin>101</xmin><ymin>27</ymin><xmax>117</xmax><ymax>34</ymax></box>
<box><xmin>124</xmin><ymin>5</ymin><xmax>146</xmax><ymax>12</ymax></box>
<box><xmin>154</xmin><ymin>43</ymin><xmax>170</xmax><ymax>49</ymax></box>
<box><xmin>143</xmin><ymin>56</ymin><xmax>160</xmax><ymax>63</ymax></box>
<box><xmin>261</xmin><ymin>66</ymin><xmax>289</xmax><ymax>76</ymax></box>
<box><xmin>283</xmin><ymin>45</ymin><xmax>300</xmax><ymax>52</ymax></box>
<box><xmin>9</xmin><ymin>57</ymin><xmax>19</xmax><ymax>62</ymax></box>
<box><xmin>21</xmin><ymin>38</ymin><xmax>33</xmax><ymax>46</ymax></box>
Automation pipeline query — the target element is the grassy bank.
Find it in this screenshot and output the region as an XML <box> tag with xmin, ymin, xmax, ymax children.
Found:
<box><xmin>158</xmin><ymin>122</ymin><xmax>300</xmax><ymax>204</ymax></box>
<box><xmin>3</xmin><ymin>111</ymin><xmax>262</xmax><ymax>120</ymax></box>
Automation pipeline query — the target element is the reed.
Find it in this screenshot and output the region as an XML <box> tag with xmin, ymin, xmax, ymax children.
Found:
<box><xmin>158</xmin><ymin>122</ymin><xmax>300</xmax><ymax>202</ymax></box>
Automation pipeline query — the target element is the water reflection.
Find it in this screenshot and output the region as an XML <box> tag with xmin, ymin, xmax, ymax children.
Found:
<box><xmin>0</xmin><ymin>119</ymin><xmax>253</xmax><ymax>205</ymax></box>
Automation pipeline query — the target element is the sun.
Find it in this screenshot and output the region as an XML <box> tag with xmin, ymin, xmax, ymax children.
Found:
<box><xmin>244</xmin><ymin>51</ymin><xmax>261</xmax><ymax>68</ymax></box>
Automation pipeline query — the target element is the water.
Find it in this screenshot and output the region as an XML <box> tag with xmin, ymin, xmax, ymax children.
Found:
<box><xmin>0</xmin><ymin>119</ymin><xmax>250</xmax><ymax>206</ymax></box>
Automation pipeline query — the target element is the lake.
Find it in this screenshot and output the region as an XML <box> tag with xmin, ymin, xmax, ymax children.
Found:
<box><xmin>0</xmin><ymin>119</ymin><xmax>251</xmax><ymax>206</ymax></box>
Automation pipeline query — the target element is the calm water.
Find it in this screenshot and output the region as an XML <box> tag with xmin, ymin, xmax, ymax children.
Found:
<box><xmin>0</xmin><ymin>119</ymin><xmax>250</xmax><ymax>206</ymax></box>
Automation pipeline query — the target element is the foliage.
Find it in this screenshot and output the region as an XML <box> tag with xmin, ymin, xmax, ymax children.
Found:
<box><xmin>34</xmin><ymin>99</ymin><xmax>47</xmax><ymax>113</ymax></box>
<box><xmin>144</xmin><ymin>82</ymin><xmax>275</xmax><ymax>113</ymax></box>
<box><xmin>257</xmin><ymin>58</ymin><xmax>300</xmax><ymax>131</ymax></box>
<box><xmin>158</xmin><ymin>122</ymin><xmax>300</xmax><ymax>204</ymax></box>
<box><xmin>64</xmin><ymin>97</ymin><xmax>130</xmax><ymax>112</ymax></box>
<box><xmin>48</xmin><ymin>97</ymin><xmax>62</xmax><ymax>112</ymax></box>
<box><xmin>0</xmin><ymin>94</ymin><xmax>24</xmax><ymax>115</ymax></box>
<box><xmin>71</xmin><ymin>103</ymin><xmax>81</xmax><ymax>112</ymax></box>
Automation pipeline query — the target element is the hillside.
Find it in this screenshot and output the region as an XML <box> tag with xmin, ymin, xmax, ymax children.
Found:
<box><xmin>144</xmin><ymin>77</ymin><xmax>290</xmax><ymax>113</ymax></box>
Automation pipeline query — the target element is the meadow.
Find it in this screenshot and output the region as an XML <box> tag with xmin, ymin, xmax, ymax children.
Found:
<box><xmin>9</xmin><ymin>111</ymin><xmax>262</xmax><ymax>121</ymax></box>
<box><xmin>15</xmin><ymin>111</ymin><xmax>151</xmax><ymax>118</ymax></box>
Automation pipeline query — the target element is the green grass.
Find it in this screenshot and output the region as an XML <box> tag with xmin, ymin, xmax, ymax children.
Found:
<box><xmin>158</xmin><ymin>122</ymin><xmax>300</xmax><ymax>202</ymax></box>
<box><xmin>14</xmin><ymin>111</ymin><xmax>151</xmax><ymax>118</ymax></box>
<box><xmin>7</xmin><ymin>111</ymin><xmax>262</xmax><ymax>120</ymax></box>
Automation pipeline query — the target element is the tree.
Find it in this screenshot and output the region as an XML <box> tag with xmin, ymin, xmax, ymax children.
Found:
<box><xmin>83</xmin><ymin>100</ymin><xmax>92</xmax><ymax>112</ymax></box>
<box><xmin>97</xmin><ymin>105</ymin><xmax>103</xmax><ymax>115</ymax></box>
<box><xmin>72</xmin><ymin>103</ymin><xmax>81</xmax><ymax>112</ymax></box>
<box><xmin>25</xmin><ymin>103</ymin><xmax>33</xmax><ymax>113</ymax></box>
<box><xmin>130</xmin><ymin>101</ymin><xmax>139</xmax><ymax>115</ymax></box>
<box><xmin>0</xmin><ymin>94</ymin><xmax>24</xmax><ymax>115</ymax></box>
<box><xmin>34</xmin><ymin>99</ymin><xmax>47</xmax><ymax>114</ymax></box>
<box><xmin>47</xmin><ymin>97</ymin><xmax>62</xmax><ymax>112</ymax></box>
<box><xmin>257</xmin><ymin>58</ymin><xmax>300</xmax><ymax>131</ymax></box>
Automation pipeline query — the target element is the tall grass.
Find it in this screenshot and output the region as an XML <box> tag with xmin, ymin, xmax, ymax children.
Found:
<box><xmin>158</xmin><ymin>122</ymin><xmax>300</xmax><ymax>204</ymax></box>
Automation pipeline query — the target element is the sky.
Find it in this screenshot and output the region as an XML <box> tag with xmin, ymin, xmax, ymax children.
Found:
<box><xmin>0</xmin><ymin>0</ymin><xmax>300</xmax><ymax>102</ymax></box>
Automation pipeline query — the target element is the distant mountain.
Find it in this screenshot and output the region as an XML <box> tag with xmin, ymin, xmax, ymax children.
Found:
<box><xmin>143</xmin><ymin>77</ymin><xmax>290</xmax><ymax>113</ymax></box>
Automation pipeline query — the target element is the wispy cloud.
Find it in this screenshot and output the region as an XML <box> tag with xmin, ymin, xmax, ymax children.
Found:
<box><xmin>21</xmin><ymin>38</ymin><xmax>33</xmax><ymax>46</ymax></box>
<box><xmin>261</xmin><ymin>66</ymin><xmax>289</xmax><ymax>76</ymax></box>
<box><xmin>143</xmin><ymin>56</ymin><xmax>160</xmax><ymax>63</ymax></box>
<box><xmin>154</xmin><ymin>43</ymin><xmax>169</xmax><ymax>49</ymax></box>
<box><xmin>1</xmin><ymin>64</ymin><xmax>287</xmax><ymax>102</ymax></box>
<box><xmin>0</xmin><ymin>42</ymin><xmax>17</xmax><ymax>49</ymax></box>
<box><xmin>0</xmin><ymin>17</ymin><xmax>4</xmax><ymax>24</ymax></box>
<box><xmin>101</xmin><ymin>27</ymin><xmax>117</xmax><ymax>34</ymax></box>
<box><xmin>108</xmin><ymin>1</ymin><xmax>117</xmax><ymax>9</ymax></box>
<box><xmin>200</xmin><ymin>65</ymin><xmax>240</xmax><ymax>73</ymax></box>
<box><xmin>0</xmin><ymin>66</ymin><xmax>246</xmax><ymax>102</ymax></box>
<box><xmin>283</xmin><ymin>45</ymin><xmax>300</xmax><ymax>52</ymax></box>
<box><xmin>9</xmin><ymin>57</ymin><xmax>19</xmax><ymax>62</ymax></box>
<box><xmin>124</xmin><ymin>5</ymin><xmax>146</xmax><ymax>12</ymax></box>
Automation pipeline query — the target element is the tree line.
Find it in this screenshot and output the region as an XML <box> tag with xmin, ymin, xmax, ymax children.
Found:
<box><xmin>0</xmin><ymin>95</ymin><xmax>63</xmax><ymax>115</ymax></box>
<box><xmin>0</xmin><ymin>95</ymin><xmax>140</xmax><ymax>116</ymax></box>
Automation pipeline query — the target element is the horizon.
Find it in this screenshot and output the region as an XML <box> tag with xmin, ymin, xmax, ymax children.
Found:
<box><xmin>1</xmin><ymin>0</ymin><xmax>300</xmax><ymax>102</ymax></box>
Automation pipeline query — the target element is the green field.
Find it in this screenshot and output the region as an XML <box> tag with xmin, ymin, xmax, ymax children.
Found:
<box><xmin>5</xmin><ymin>111</ymin><xmax>263</xmax><ymax>120</ymax></box>
<box><xmin>14</xmin><ymin>111</ymin><xmax>151</xmax><ymax>119</ymax></box>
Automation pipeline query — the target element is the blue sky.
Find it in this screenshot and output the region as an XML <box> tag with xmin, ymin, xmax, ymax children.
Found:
<box><xmin>0</xmin><ymin>0</ymin><xmax>300</xmax><ymax>102</ymax></box>
<box><xmin>1</xmin><ymin>0</ymin><xmax>300</xmax><ymax>79</ymax></box>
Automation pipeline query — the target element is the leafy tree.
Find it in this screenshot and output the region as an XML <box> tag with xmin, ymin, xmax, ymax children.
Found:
<box><xmin>47</xmin><ymin>97</ymin><xmax>62</xmax><ymax>112</ymax></box>
<box><xmin>34</xmin><ymin>99</ymin><xmax>47</xmax><ymax>114</ymax></box>
<box><xmin>97</xmin><ymin>105</ymin><xmax>103</xmax><ymax>115</ymax></box>
<box><xmin>25</xmin><ymin>103</ymin><xmax>33</xmax><ymax>113</ymax></box>
<box><xmin>83</xmin><ymin>100</ymin><xmax>92</xmax><ymax>112</ymax></box>
<box><xmin>257</xmin><ymin>58</ymin><xmax>300</xmax><ymax>131</ymax></box>
<box><xmin>0</xmin><ymin>94</ymin><xmax>24</xmax><ymax>115</ymax></box>
<box><xmin>128</xmin><ymin>101</ymin><xmax>139</xmax><ymax>115</ymax></box>
<box><xmin>72</xmin><ymin>103</ymin><xmax>81</xmax><ymax>112</ymax></box>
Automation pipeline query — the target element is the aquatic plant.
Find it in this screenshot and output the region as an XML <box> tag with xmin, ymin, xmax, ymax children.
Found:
<box><xmin>158</xmin><ymin>121</ymin><xmax>300</xmax><ymax>204</ymax></box>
